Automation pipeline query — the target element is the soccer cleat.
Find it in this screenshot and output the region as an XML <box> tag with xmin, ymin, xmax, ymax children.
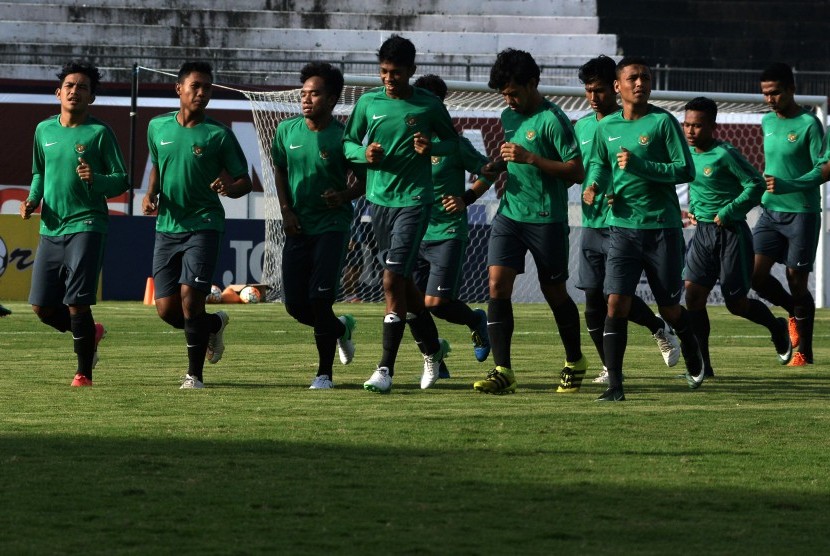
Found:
<box><xmin>787</xmin><ymin>316</ymin><xmax>800</xmax><ymax>349</ymax></box>
<box><xmin>653</xmin><ymin>320</ymin><xmax>681</xmax><ymax>367</ymax></box>
<box><xmin>556</xmin><ymin>354</ymin><xmax>588</xmax><ymax>393</ymax></box>
<box><xmin>438</xmin><ymin>359</ymin><xmax>451</xmax><ymax>379</ymax></box>
<box><xmin>595</xmin><ymin>386</ymin><xmax>625</xmax><ymax>402</ymax></box>
<box><xmin>471</xmin><ymin>308</ymin><xmax>491</xmax><ymax>362</ymax></box>
<box><xmin>592</xmin><ymin>366</ymin><xmax>609</xmax><ymax>384</ymax></box>
<box><xmin>364</xmin><ymin>367</ymin><xmax>392</xmax><ymax>394</ymax></box>
<box><xmin>92</xmin><ymin>322</ymin><xmax>107</xmax><ymax>370</ymax></box>
<box><xmin>337</xmin><ymin>314</ymin><xmax>356</xmax><ymax>365</ymax></box>
<box><xmin>180</xmin><ymin>374</ymin><xmax>205</xmax><ymax>389</ymax></box>
<box><xmin>309</xmin><ymin>375</ymin><xmax>333</xmax><ymax>389</ymax></box>
<box><xmin>206</xmin><ymin>311</ymin><xmax>229</xmax><ymax>364</ymax></box>
<box><xmin>684</xmin><ymin>348</ymin><xmax>706</xmax><ymax>390</ymax></box>
<box><xmin>772</xmin><ymin>317</ymin><xmax>792</xmax><ymax>365</ymax></box>
<box><xmin>787</xmin><ymin>352</ymin><xmax>810</xmax><ymax>367</ymax></box>
<box><xmin>421</xmin><ymin>338</ymin><xmax>451</xmax><ymax>389</ymax></box>
<box><xmin>473</xmin><ymin>366</ymin><xmax>517</xmax><ymax>395</ymax></box>
<box><xmin>0</xmin><ymin>304</ymin><xmax>11</xmax><ymax>317</ymax></box>
<box><xmin>71</xmin><ymin>373</ymin><xmax>93</xmax><ymax>387</ymax></box>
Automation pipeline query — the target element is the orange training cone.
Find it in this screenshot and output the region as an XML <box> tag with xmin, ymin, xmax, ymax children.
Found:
<box><xmin>143</xmin><ymin>277</ymin><xmax>155</xmax><ymax>305</ymax></box>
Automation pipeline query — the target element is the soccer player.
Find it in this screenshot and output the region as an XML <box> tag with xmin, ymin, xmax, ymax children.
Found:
<box><xmin>575</xmin><ymin>55</ymin><xmax>681</xmax><ymax>384</ymax></box>
<box><xmin>586</xmin><ymin>57</ymin><xmax>703</xmax><ymax>402</ymax></box>
<box><xmin>412</xmin><ymin>74</ymin><xmax>492</xmax><ymax>366</ymax></box>
<box><xmin>343</xmin><ymin>35</ymin><xmax>458</xmax><ymax>393</ymax></box>
<box><xmin>20</xmin><ymin>61</ymin><xmax>128</xmax><ymax>387</ymax></box>
<box><xmin>752</xmin><ymin>63</ymin><xmax>824</xmax><ymax>366</ymax></box>
<box><xmin>142</xmin><ymin>61</ymin><xmax>252</xmax><ymax>389</ymax></box>
<box><xmin>683</xmin><ymin>97</ymin><xmax>792</xmax><ymax>375</ymax></box>
<box><xmin>272</xmin><ymin>62</ymin><xmax>363</xmax><ymax>389</ymax></box>
<box><xmin>472</xmin><ymin>48</ymin><xmax>587</xmax><ymax>395</ymax></box>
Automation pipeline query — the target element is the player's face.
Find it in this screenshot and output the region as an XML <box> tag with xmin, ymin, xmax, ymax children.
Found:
<box><xmin>301</xmin><ymin>76</ymin><xmax>335</xmax><ymax>121</ymax></box>
<box><xmin>615</xmin><ymin>64</ymin><xmax>651</xmax><ymax>107</ymax></box>
<box><xmin>584</xmin><ymin>79</ymin><xmax>617</xmax><ymax>115</ymax></box>
<box><xmin>57</xmin><ymin>73</ymin><xmax>94</xmax><ymax>115</ymax></box>
<box><xmin>499</xmin><ymin>80</ymin><xmax>538</xmax><ymax>115</ymax></box>
<box><xmin>683</xmin><ymin>110</ymin><xmax>716</xmax><ymax>149</ymax></box>
<box><xmin>176</xmin><ymin>71</ymin><xmax>213</xmax><ymax>113</ymax></box>
<box><xmin>379</xmin><ymin>61</ymin><xmax>415</xmax><ymax>99</ymax></box>
<box><xmin>761</xmin><ymin>80</ymin><xmax>795</xmax><ymax>115</ymax></box>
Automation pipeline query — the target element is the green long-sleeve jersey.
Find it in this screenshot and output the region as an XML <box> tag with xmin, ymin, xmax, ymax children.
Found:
<box><xmin>760</xmin><ymin>109</ymin><xmax>824</xmax><ymax>213</ymax></box>
<box><xmin>148</xmin><ymin>112</ymin><xmax>248</xmax><ymax>233</ymax></box>
<box><xmin>689</xmin><ymin>140</ymin><xmax>764</xmax><ymax>224</ymax></box>
<box><xmin>272</xmin><ymin>116</ymin><xmax>355</xmax><ymax>235</ymax></box>
<box><xmin>574</xmin><ymin>110</ymin><xmax>617</xmax><ymax>228</ymax></box>
<box><xmin>28</xmin><ymin>115</ymin><xmax>128</xmax><ymax>236</ymax></box>
<box><xmin>342</xmin><ymin>86</ymin><xmax>458</xmax><ymax>208</ymax></box>
<box><xmin>586</xmin><ymin>105</ymin><xmax>694</xmax><ymax>229</ymax></box>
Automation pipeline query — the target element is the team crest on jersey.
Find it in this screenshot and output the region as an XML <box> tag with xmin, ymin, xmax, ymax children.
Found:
<box><xmin>406</xmin><ymin>117</ymin><xmax>417</xmax><ymax>127</ymax></box>
<box><xmin>525</xmin><ymin>129</ymin><xmax>537</xmax><ymax>141</ymax></box>
<box><xmin>192</xmin><ymin>145</ymin><xmax>204</xmax><ymax>157</ymax></box>
<box><xmin>319</xmin><ymin>149</ymin><xmax>329</xmax><ymax>160</ymax></box>
<box><xmin>638</xmin><ymin>134</ymin><xmax>651</xmax><ymax>146</ymax></box>
<box><xmin>74</xmin><ymin>144</ymin><xmax>86</xmax><ymax>154</ymax></box>
<box><xmin>703</xmin><ymin>166</ymin><xmax>713</xmax><ymax>177</ymax></box>
<box><xmin>787</xmin><ymin>132</ymin><xmax>798</xmax><ymax>143</ymax></box>
<box><xmin>431</xmin><ymin>156</ymin><xmax>441</xmax><ymax>165</ymax></box>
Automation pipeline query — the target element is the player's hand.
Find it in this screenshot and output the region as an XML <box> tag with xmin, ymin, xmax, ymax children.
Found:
<box><xmin>481</xmin><ymin>160</ymin><xmax>506</xmax><ymax>176</ymax></box>
<box><xmin>764</xmin><ymin>174</ymin><xmax>778</xmax><ymax>193</ymax></box>
<box><xmin>210</xmin><ymin>175</ymin><xmax>232</xmax><ymax>196</ymax></box>
<box><xmin>582</xmin><ymin>183</ymin><xmax>599</xmax><ymax>206</ymax></box>
<box><xmin>616</xmin><ymin>147</ymin><xmax>632</xmax><ymax>170</ymax></box>
<box><xmin>714</xmin><ymin>214</ymin><xmax>722</xmax><ymax>227</ymax></box>
<box><xmin>142</xmin><ymin>193</ymin><xmax>158</xmax><ymax>215</ymax></box>
<box><xmin>605</xmin><ymin>193</ymin><xmax>615</xmax><ymax>206</ymax></box>
<box><xmin>413</xmin><ymin>132</ymin><xmax>431</xmax><ymax>155</ymax></box>
<box><xmin>500</xmin><ymin>142</ymin><xmax>532</xmax><ymax>164</ymax></box>
<box><xmin>76</xmin><ymin>157</ymin><xmax>93</xmax><ymax>185</ymax></box>
<box><xmin>281</xmin><ymin>208</ymin><xmax>301</xmax><ymax>236</ymax></box>
<box><xmin>321</xmin><ymin>188</ymin><xmax>345</xmax><ymax>208</ymax></box>
<box><xmin>441</xmin><ymin>194</ymin><xmax>464</xmax><ymax>214</ymax></box>
<box><xmin>687</xmin><ymin>213</ymin><xmax>698</xmax><ymax>226</ymax></box>
<box><xmin>20</xmin><ymin>199</ymin><xmax>37</xmax><ymax>219</ymax></box>
<box><xmin>365</xmin><ymin>142</ymin><xmax>385</xmax><ymax>164</ymax></box>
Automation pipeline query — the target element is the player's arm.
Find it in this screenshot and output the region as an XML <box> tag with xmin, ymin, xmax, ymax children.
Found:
<box><xmin>322</xmin><ymin>163</ymin><xmax>367</xmax><ymax>209</ymax></box>
<box><xmin>442</xmin><ymin>138</ymin><xmax>494</xmax><ymax>213</ymax></box>
<box><xmin>766</xmin><ymin>130</ymin><xmax>830</xmax><ymax>194</ymax></box>
<box><xmin>584</xmin><ymin>129</ymin><xmax>612</xmax><ymax>196</ymax></box>
<box><xmin>212</xmin><ymin>130</ymin><xmax>252</xmax><ymax>198</ymax></box>
<box><xmin>22</xmin><ymin>135</ymin><xmax>44</xmax><ymax>219</ymax></box>
<box><xmin>274</xmin><ymin>163</ymin><xmax>301</xmax><ymax>236</ymax></box>
<box><xmin>86</xmin><ymin>127</ymin><xmax>130</xmax><ymax>197</ymax></box>
<box><xmin>621</xmin><ymin>117</ymin><xmax>694</xmax><ymax>184</ymax></box>
<box><xmin>717</xmin><ymin>147</ymin><xmax>765</xmax><ymax>224</ymax></box>
<box><xmin>343</xmin><ymin>97</ymin><xmax>376</xmax><ymax>164</ymax></box>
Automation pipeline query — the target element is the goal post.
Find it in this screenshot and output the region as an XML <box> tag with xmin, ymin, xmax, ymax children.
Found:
<box><xmin>241</xmin><ymin>76</ymin><xmax>828</xmax><ymax>307</ymax></box>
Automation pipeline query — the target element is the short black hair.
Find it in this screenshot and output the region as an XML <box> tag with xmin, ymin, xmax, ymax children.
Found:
<box><xmin>177</xmin><ymin>61</ymin><xmax>213</xmax><ymax>83</ymax></box>
<box><xmin>377</xmin><ymin>35</ymin><xmax>416</xmax><ymax>67</ymax></box>
<box><xmin>578</xmin><ymin>55</ymin><xmax>616</xmax><ymax>86</ymax></box>
<box><xmin>414</xmin><ymin>74</ymin><xmax>447</xmax><ymax>101</ymax></box>
<box><xmin>488</xmin><ymin>48</ymin><xmax>540</xmax><ymax>90</ymax></box>
<box><xmin>760</xmin><ymin>62</ymin><xmax>795</xmax><ymax>88</ymax></box>
<box><xmin>300</xmin><ymin>62</ymin><xmax>344</xmax><ymax>102</ymax></box>
<box><xmin>685</xmin><ymin>96</ymin><xmax>718</xmax><ymax>123</ymax></box>
<box><xmin>616</xmin><ymin>56</ymin><xmax>650</xmax><ymax>77</ymax></box>
<box><xmin>57</xmin><ymin>61</ymin><xmax>102</xmax><ymax>96</ymax></box>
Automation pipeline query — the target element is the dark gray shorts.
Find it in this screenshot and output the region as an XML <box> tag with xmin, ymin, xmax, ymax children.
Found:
<box><xmin>28</xmin><ymin>232</ymin><xmax>105</xmax><ymax>307</ymax></box>
<box><xmin>752</xmin><ymin>208</ymin><xmax>820</xmax><ymax>272</ymax></box>
<box><xmin>152</xmin><ymin>231</ymin><xmax>221</xmax><ymax>298</ymax></box>
<box><xmin>684</xmin><ymin>221</ymin><xmax>753</xmax><ymax>301</ymax></box>
<box><xmin>419</xmin><ymin>238</ymin><xmax>467</xmax><ymax>299</ymax></box>
<box><xmin>371</xmin><ymin>204</ymin><xmax>430</xmax><ymax>277</ymax></box>
<box><xmin>605</xmin><ymin>226</ymin><xmax>685</xmax><ymax>306</ymax></box>
<box><xmin>487</xmin><ymin>213</ymin><xmax>570</xmax><ymax>283</ymax></box>
<box><xmin>282</xmin><ymin>231</ymin><xmax>348</xmax><ymax>304</ymax></box>
<box><xmin>576</xmin><ymin>226</ymin><xmax>610</xmax><ymax>291</ymax></box>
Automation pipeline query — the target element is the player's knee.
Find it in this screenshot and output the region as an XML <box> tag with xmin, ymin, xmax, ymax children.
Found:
<box><xmin>725</xmin><ymin>297</ymin><xmax>748</xmax><ymax>316</ymax></box>
<box><xmin>285</xmin><ymin>302</ymin><xmax>314</xmax><ymax>326</ymax></box>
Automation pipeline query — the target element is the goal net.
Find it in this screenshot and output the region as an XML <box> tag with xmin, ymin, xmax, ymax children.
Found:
<box><xmin>242</xmin><ymin>77</ymin><xmax>827</xmax><ymax>306</ymax></box>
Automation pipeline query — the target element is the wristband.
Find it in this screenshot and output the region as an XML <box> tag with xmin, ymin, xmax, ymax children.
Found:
<box><xmin>461</xmin><ymin>189</ymin><xmax>478</xmax><ymax>207</ymax></box>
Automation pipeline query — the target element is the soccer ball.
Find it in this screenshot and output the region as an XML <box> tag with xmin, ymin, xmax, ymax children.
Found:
<box><xmin>239</xmin><ymin>286</ymin><xmax>261</xmax><ymax>304</ymax></box>
<box><xmin>207</xmin><ymin>285</ymin><xmax>222</xmax><ymax>304</ymax></box>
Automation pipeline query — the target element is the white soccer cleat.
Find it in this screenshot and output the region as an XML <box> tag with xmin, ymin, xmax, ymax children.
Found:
<box><xmin>337</xmin><ymin>315</ymin><xmax>356</xmax><ymax>365</ymax></box>
<box><xmin>592</xmin><ymin>366</ymin><xmax>609</xmax><ymax>384</ymax></box>
<box><xmin>364</xmin><ymin>367</ymin><xmax>392</xmax><ymax>394</ymax></box>
<box><xmin>420</xmin><ymin>338</ymin><xmax>450</xmax><ymax>390</ymax></box>
<box><xmin>309</xmin><ymin>375</ymin><xmax>334</xmax><ymax>389</ymax></box>
<box><xmin>653</xmin><ymin>319</ymin><xmax>681</xmax><ymax>367</ymax></box>
<box><xmin>180</xmin><ymin>374</ymin><xmax>205</xmax><ymax>389</ymax></box>
<box><xmin>206</xmin><ymin>311</ymin><xmax>229</xmax><ymax>364</ymax></box>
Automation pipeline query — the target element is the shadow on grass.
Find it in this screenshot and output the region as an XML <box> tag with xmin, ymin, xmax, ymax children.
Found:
<box><xmin>1</xmin><ymin>434</ymin><xmax>828</xmax><ymax>555</ymax></box>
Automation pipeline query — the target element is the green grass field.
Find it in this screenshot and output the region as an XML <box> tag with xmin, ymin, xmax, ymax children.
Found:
<box><xmin>1</xmin><ymin>300</ymin><xmax>829</xmax><ymax>555</ymax></box>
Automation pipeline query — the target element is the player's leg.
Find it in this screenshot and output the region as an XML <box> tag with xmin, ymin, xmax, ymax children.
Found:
<box><xmin>29</xmin><ymin>235</ymin><xmax>71</xmax><ymax>333</ymax></box>
<box><xmin>152</xmin><ymin>232</ymin><xmax>186</xmax><ymax>329</ymax></box>
<box><xmin>751</xmin><ymin>210</ymin><xmax>795</xmax><ymax>317</ymax></box>
<box><xmin>781</xmin><ymin>212</ymin><xmax>820</xmax><ymax>365</ymax></box>
<box><xmin>576</xmin><ymin>227</ymin><xmax>607</xmax><ymax>372</ymax></box>
<box><xmin>682</xmin><ymin>223</ymin><xmax>720</xmax><ymax>377</ymax></box>
<box><xmin>282</xmin><ymin>234</ymin><xmax>315</xmax><ymax>328</ymax></box>
<box><xmin>684</xmin><ymin>282</ymin><xmax>713</xmax><ymax>376</ymax></box>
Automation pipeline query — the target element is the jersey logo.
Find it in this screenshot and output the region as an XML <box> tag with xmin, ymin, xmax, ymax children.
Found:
<box><xmin>431</xmin><ymin>156</ymin><xmax>441</xmax><ymax>165</ymax></box>
<box><xmin>581</xmin><ymin>139</ymin><xmax>593</xmax><ymax>145</ymax></box>
<box><xmin>787</xmin><ymin>132</ymin><xmax>798</xmax><ymax>143</ymax></box>
<box><xmin>74</xmin><ymin>144</ymin><xmax>87</xmax><ymax>154</ymax></box>
<box><xmin>638</xmin><ymin>134</ymin><xmax>651</xmax><ymax>146</ymax></box>
<box><xmin>192</xmin><ymin>145</ymin><xmax>204</xmax><ymax>157</ymax></box>
<box><xmin>608</xmin><ymin>136</ymin><xmax>622</xmax><ymax>141</ymax></box>
<box><xmin>406</xmin><ymin>117</ymin><xmax>418</xmax><ymax>127</ymax></box>
<box><xmin>525</xmin><ymin>129</ymin><xmax>537</xmax><ymax>141</ymax></box>
<box><xmin>160</xmin><ymin>140</ymin><xmax>174</xmax><ymax>146</ymax></box>
<box><xmin>372</xmin><ymin>114</ymin><xmax>387</xmax><ymax>120</ymax></box>
<box><xmin>764</xmin><ymin>132</ymin><xmax>774</xmax><ymax>137</ymax></box>
<box><xmin>319</xmin><ymin>149</ymin><xmax>329</xmax><ymax>160</ymax></box>
<box><xmin>44</xmin><ymin>141</ymin><xmax>58</xmax><ymax>147</ymax></box>
<box><xmin>703</xmin><ymin>166</ymin><xmax>713</xmax><ymax>177</ymax></box>
<box><xmin>289</xmin><ymin>144</ymin><xmax>303</xmax><ymax>150</ymax></box>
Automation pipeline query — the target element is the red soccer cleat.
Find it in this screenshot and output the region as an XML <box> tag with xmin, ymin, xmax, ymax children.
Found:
<box><xmin>71</xmin><ymin>373</ymin><xmax>93</xmax><ymax>387</ymax></box>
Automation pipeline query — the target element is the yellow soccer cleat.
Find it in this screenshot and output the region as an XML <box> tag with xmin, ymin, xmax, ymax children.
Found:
<box><xmin>473</xmin><ymin>366</ymin><xmax>517</xmax><ymax>395</ymax></box>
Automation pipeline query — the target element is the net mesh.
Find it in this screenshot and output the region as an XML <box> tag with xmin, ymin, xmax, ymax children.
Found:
<box><xmin>242</xmin><ymin>82</ymin><xmax>818</xmax><ymax>304</ymax></box>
